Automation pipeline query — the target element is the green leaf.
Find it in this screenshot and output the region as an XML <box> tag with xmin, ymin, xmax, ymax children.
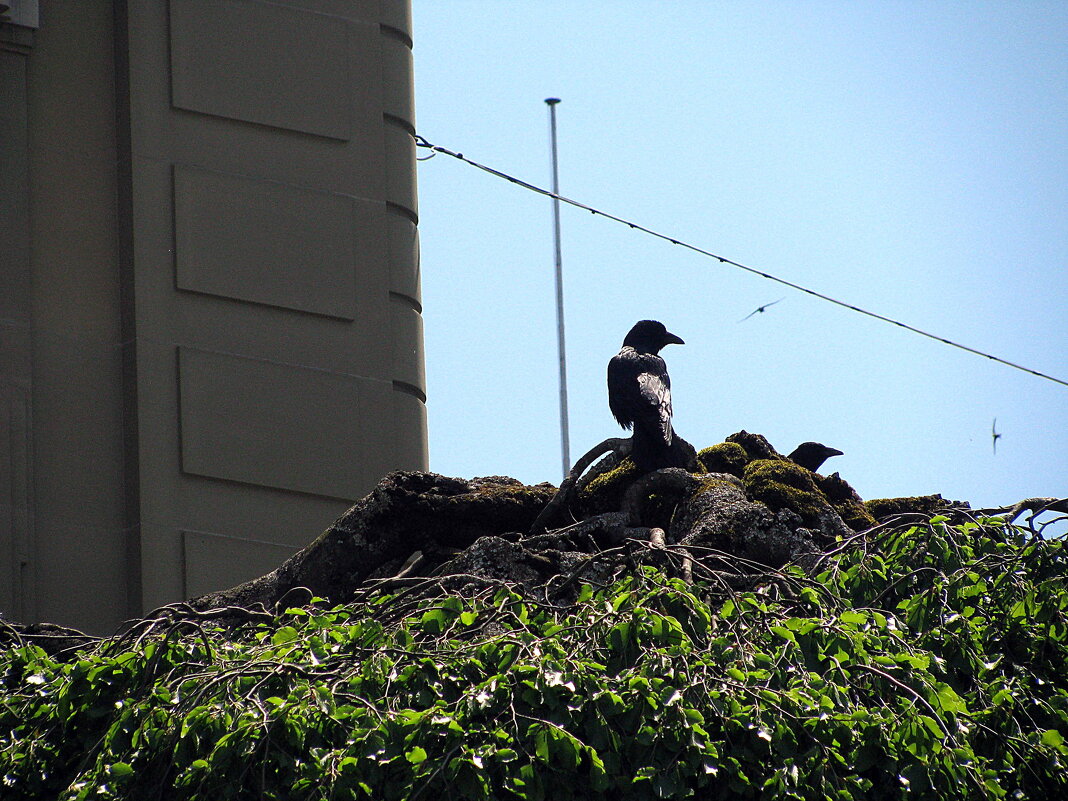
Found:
<box><xmin>770</xmin><ymin>626</ymin><xmax>796</xmax><ymax>643</ymax></box>
<box><xmin>608</xmin><ymin>621</ymin><xmax>632</xmax><ymax>654</ymax></box>
<box><xmin>903</xmin><ymin>654</ymin><xmax>931</xmax><ymax>670</ymax></box>
<box><xmin>272</xmin><ymin>626</ymin><xmax>299</xmax><ymax>646</ymax></box>
<box><xmin>406</xmin><ymin>746</ymin><xmax>428</xmax><ymax>764</ymax></box>
<box><xmin>597</xmin><ymin>690</ymin><xmax>626</xmax><ymax>715</ymax></box>
<box><xmin>991</xmin><ymin>687</ymin><xmax>1014</xmax><ymax>707</ymax></box>
<box><xmin>550</xmin><ymin>728</ymin><xmax>582</xmax><ymax>768</ymax></box>
<box><xmin>420</xmin><ymin>609</ymin><xmax>447</xmax><ymax>634</ymax></box>
<box><xmin>633</xmin><ymin>765</ymin><xmax>658</xmax><ymax>784</ymax></box>
<box><xmin>535</xmin><ymin>727</ymin><xmax>550</xmax><ymax>764</ymax></box>
<box><xmin>840</xmin><ymin>611</ymin><xmax>868</xmax><ymax>626</ymax></box>
<box><xmin>108</xmin><ymin>762</ymin><xmax>134</xmax><ymax>778</ymax></box>
<box><xmin>932</xmin><ymin>681</ymin><xmax>967</xmax><ymax>715</ymax></box>
<box><xmin>1041</xmin><ymin>729</ymin><xmax>1066</xmax><ymax>750</ymax></box>
<box><xmin>920</xmin><ymin>715</ymin><xmax>945</xmax><ymax>739</ymax></box>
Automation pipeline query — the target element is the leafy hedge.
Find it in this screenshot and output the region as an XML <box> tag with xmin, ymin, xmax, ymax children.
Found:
<box><xmin>2</xmin><ymin>514</ymin><xmax>1067</xmax><ymax>800</ymax></box>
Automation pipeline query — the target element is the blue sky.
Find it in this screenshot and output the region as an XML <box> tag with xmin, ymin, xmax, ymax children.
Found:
<box><xmin>412</xmin><ymin>2</ymin><xmax>1067</xmax><ymax>510</ymax></box>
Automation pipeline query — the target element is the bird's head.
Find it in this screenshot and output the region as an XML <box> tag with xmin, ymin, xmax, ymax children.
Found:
<box><xmin>788</xmin><ymin>442</ymin><xmax>844</xmax><ymax>472</ymax></box>
<box><xmin>622</xmin><ymin>320</ymin><xmax>684</xmax><ymax>354</ymax></box>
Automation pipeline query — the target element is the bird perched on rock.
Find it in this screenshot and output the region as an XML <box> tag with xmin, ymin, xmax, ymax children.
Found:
<box><xmin>788</xmin><ymin>442</ymin><xmax>843</xmax><ymax>473</ymax></box>
<box><xmin>608</xmin><ymin>320</ymin><xmax>688</xmax><ymax>471</ymax></box>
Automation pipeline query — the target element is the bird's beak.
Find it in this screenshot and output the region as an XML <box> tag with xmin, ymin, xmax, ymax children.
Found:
<box><xmin>826</xmin><ymin>448</ymin><xmax>844</xmax><ymax>457</ymax></box>
<box><xmin>666</xmin><ymin>332</ymin><xmax>685</xmax><ymax>346</ymax></box>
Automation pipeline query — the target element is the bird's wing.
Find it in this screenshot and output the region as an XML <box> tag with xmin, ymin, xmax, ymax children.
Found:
<box><xmin>608</xmin><ymin>350</ymin><xmax>674</xmax><ymax>444</ymax></box>
<box><xmin>636</xmin><ymin>370</ymin><xmax>673</xmax><ymax>445</ymax></box>
<box><xmin>607</xmin><ymin>352</ymin><xmax>636</xmax><ymax>429</ymax></box>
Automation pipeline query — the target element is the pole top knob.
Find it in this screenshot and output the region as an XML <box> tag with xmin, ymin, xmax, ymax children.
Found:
<box><xmin>545</xmin><ymin>97</ymin><xmax>561</xmax><ymax>105</ymax></box>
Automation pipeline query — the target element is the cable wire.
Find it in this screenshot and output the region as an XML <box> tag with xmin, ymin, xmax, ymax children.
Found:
<box><xmin>415</xmin><ymin>134</ymin><xmax>1067</xmax><ymax>390</ymax></box>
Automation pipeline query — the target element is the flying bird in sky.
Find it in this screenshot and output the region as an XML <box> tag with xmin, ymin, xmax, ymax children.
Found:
<box><xmin>992</xmin><ymin>418</ymin><xmax>1002</xmax><ymax>455</ymax></box>
<box><xmin>738</xmin><ymin>297</ymin><xmax>785</xmax><ymax>322</ymax></box>
<box><xmin>607</xmin><ymin>320</ymin><xmax>688</xmax><ymax>471</ymax></box>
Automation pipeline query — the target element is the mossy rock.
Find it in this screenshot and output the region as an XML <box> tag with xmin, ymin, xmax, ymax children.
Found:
<box><xmin>836</xmin><ymin>503</ymin><xmax>878</xmax><ymax>532</ymax></box>
<box><xmin>576</xmin><ymin>458</ymin><xmax>643</xmax><ymax>517</ymax></box>
<box><xmin>696</xmin><ymin>442</ymin><xmax>750</xmax><ymax>478</ymax></box>
<box><xmin>691</xmin><ymin>473</ymin><xmax>745</xmax><ymax>495</ymax></box>
<box><xmin>743</xmin><ymin>458</ymin><xmax>832</xmax><ymax>529</ymax></box>
<box><xmin>726</xmin><ymin>431</ymin><xmax>782</xmax><ymax>461</ymax></box>
<box><xmin>574</xmin><ymin>457</ymin><xmax>685</xmax><ymax>529</ymax></box>
<box><xmin>816</xmin><ymin>473</ymin><xmax>876</xmax><ymax>532</ymax></box>
<box><xmin>865</xmin><ymin>494</ymin><xmax>966</xmax><ymax>520</ymax></box>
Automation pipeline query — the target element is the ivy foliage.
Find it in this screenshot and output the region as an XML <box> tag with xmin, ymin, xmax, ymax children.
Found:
<box><xmin>2</xmin><ymin>515</ymin><xmax>1067</xmax><ymax>800</ymax></box>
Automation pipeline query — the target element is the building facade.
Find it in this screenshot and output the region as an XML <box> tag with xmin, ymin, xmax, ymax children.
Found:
<box><xmin>1</xmin><ymin>0</ymin><xmax>426</xmax><ymax>634</ymax></box>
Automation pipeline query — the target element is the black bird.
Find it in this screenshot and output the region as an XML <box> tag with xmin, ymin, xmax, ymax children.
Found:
<box><xmin>788</xmin><ymin>442</ymin><xmax>843</xmax><ymax>473</ymax></box>
<box><xmin>608</xmin><ymin>320</ymin><xmax>686</xmax><ymax>471</ymax></box>
<box><xmin>738</xmin><ymin>297</ymin><xmax>785</xmax><ymax>322</ymax></box>
<box><xmin>992</xmin><ymin>418</ymin><xmax>1002</xmax><ymax>455</ymax></box>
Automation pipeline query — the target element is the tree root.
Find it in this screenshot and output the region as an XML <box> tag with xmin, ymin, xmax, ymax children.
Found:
<box><xmin>530</xmin><ymin>437</ymin><xmax>632</xmax><ymax>534</ymax></box>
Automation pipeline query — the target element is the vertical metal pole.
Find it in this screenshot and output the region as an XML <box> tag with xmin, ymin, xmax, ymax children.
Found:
<box><xmin>545</xmin><ymin>97</ymin><xmax>570</xmax><ymax>478</ymax></box>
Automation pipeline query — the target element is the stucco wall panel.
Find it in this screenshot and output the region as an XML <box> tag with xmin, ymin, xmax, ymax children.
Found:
<box><xmin>176</xmin><ymin>473</ymin><xmax>349</xmax><ymax>547</ymax></box>
<box><xmin>0</xmin><ymin>381</ymin><xmax>34</xmax><ymax>620</ymax></box>
<box><xmin>390</xmin><ymin>298</ymin><xmax>425</xmax><ymax>395</ymax></box>
<box><xmin>129</xmin><ymin>154</ymin><xmax>395</xmax><ymax>379</ymax></box>
<box><xmin>170</xmin><ymin>0</ymin><xmax>356</xmax><ymax>140</ymax></box>
<box><xmin>178</xmin><ymin>347</ymin><xmax>400</xmax><ymax>499</ymax></box>
<box><xmin>30</xmin><ymin>333</ymin><xmax>127</xmax><ymax>531</ymax></box>
<box><xmin>384</xmin><ymin>123</ymin><xmax>417</xmax><ymax>217</ymax></box>
<box><xmin>173</xmin><ymin>164</ymin><xmax>362</xmax><ymax>320</ymax></box>
<box><xmin>379</xmin><ymin>1</ymin><xmax>412</xmax><ymax>40</ymax></box>
<box><xmin>381</xmin><ymin>34</ymin><xmax>414</xmax><ymax>127</ymax></box>
<box><xmin>128</xmin><ymin>2</ymin><xmax>384</xmax><ymax>200</ymax></box>
<box><xmin>391</xmin><ymin>388</ymin><xmax>428</xmax><ymax>469</ymax></box>
<box><xmin>386</xmin><ymin>212</ymin><xmax>420</xmax><ymax>302</ymax></box>
<box><xmin>182</xmin><ymin>529</ymin><xmax>296</xmax><ymax>598</ymax></box>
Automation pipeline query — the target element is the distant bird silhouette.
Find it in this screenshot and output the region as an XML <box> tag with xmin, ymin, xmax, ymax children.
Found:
<box><xmin>992</xmin><ymin>418</ymin><xmax>1002</xmax><ymax>455</ymax></box>
<box><xmin>608</xmin><ymin>320</ymin><xmax>687</xmax><ymax>471</ymax></box>
<box><xmin>738</xmin><ymin>298</ymin><xmax>785</xmax><ymax>322</ymax></box>
<box><xmin>788</xmin><ymin>442</ymin><xmax>843</xmax><ymax>472</ymax></box>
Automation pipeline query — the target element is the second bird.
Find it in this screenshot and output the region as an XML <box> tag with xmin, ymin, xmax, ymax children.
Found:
<box><xmin>608</xmin><ymin>320</ymin><xmax>688</xmax><ymax>471</ymax></box>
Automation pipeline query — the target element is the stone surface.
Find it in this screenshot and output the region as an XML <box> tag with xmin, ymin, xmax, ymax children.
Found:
<box><xmin>7</xmin><ymin>433</ymin><xmax>989</xmax><ymax>638</ymax></box>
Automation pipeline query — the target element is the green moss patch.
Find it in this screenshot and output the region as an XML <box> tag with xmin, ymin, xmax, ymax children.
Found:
<box><xmin>696</xmin><ymin>442</ymin><xmax>750</xmax><ymax>477</ymax></box>
<box><xmin>866</xmin><ymin>494</ymin><xmax>961</xmax><ymax>520</ymax></box>
<box><xmin>576</xmin><ymin>458</ymin><xmax>643</xmax><ymax>516</ymax></box>
<box><xmin>743</xmin><ymin>458</ymin><xmax>830</xmax><ymax>528</ymax></box>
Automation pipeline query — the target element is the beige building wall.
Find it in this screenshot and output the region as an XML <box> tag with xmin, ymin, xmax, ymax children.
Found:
<box><xmin>1</xmin><ymin>0</ymin><xmax>426</xmax><ymax>634</ymax></box>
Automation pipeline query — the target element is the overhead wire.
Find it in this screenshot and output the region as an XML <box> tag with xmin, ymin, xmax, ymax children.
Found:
<box><xmin>414</xmin><ymin>134</ymin><xmax>1068</xmax><ymax>390</ymax></box>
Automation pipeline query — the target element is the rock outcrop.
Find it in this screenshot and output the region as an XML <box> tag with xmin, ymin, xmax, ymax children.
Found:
<box><xmin>188</xmin><ymin>431</ymin><xmax>951</xmax><ymax>615</ymax></box>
